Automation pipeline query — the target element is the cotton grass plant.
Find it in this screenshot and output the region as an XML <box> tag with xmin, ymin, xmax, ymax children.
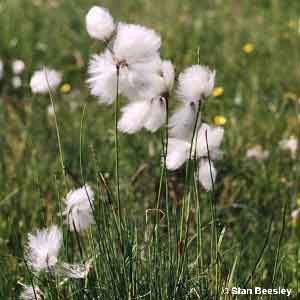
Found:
<box><xmin>15</xmin><ymin>5</ymin><xmax>275</xmax><ymax>300</ymax></box>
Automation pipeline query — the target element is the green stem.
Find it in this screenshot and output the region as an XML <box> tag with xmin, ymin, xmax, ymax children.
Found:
<box><xmin>205</xmin><ymin>130</ymin><xmax>218</xmax><ymax>298</ymax></box>
<box><xmin>45</xmin><ymin>68</ymin><xmax>67</xmax><ymax>191</ymax></box>
<box><xmin>115</xmin><ymin>65</ymin><xmax>121</xmax><ymax>228</ymax></box>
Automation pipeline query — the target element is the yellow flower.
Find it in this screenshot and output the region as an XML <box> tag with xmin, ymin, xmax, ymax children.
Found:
<box><xmin>212</xmin><ymin>86</ymin><xmax>224</xmax><ymax>97</ymax></box>
<box><xmin>213</xmin><ymin>115</ymin><xmax>227</xmax><ymax>126</ymax></box>
<box><xmin>60</xmin><ymin>83</ymin><xmax>72</xmax><ymax>94</ymax></box>
<box><xmin>243</xmin><ymin>43</ymin><xmax>254</xmax><ymax>54</ymax></box>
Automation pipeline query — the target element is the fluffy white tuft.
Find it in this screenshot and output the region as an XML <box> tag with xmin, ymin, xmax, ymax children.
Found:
<box><xmin>198</xmin><ymin>159</ymin><xmax>217</xmax><ymax>191</ymax></box>
<box><xmin>26</xmin><ymin>225</ymin><xmax>62</xmax><ymax>272</ymax></box>
<box><xmin>169</xmin><ymin>103</ymin><xmax>200</xmax><ymax>140</ymax></box>
<box><xmin>63</xmin><ymin>184</ymin><xmax>95</xmax><ymax>232</ymax></box>
<box><xmin>113</xmin><ymin>23</ymin><xmax>161</xmax><ymax>65</ymax></box>
<box><xmin>118</xmin><ymin>100</ymin><xmax>151</xmax><ymax>134</ymax></box>
<box><xmin>12</xmin><ymin>59</ymin><xmax>25</xmax><ymax>75</ymax></box>
<box><xmin>30</xmin><ymin>68</ymin><xmax>62</xmax><ymax>94</ymax></box>
<box><xmin>161</xmin><ymin>60</ymin><xmax>175</xmax><ymax>92</ymax></box>
<box><xmin>121</xmin><ymin>71</ymin><xmax>164</xmax><ymax>101</ymax></box>
<box><xmin>144</xmin><ymin>97</ymin><xmax>166</xmax><ymax>132</ymax></box>
<box><xmin>246</xmin><ymin>145</ymin><xmax>269</xmax><ymax>161</ymax></box>
<box><xmin>86</xmin><ymin>6</ymin><xmax>115</xmax><ymax>41</ymax></box>
<box><xmin>279</xmin><ymin>136</ymin><xmax>298</xmax><ymax>159</ymax></box>
<box><xmin>166</xmin><ymin>138</ymin><xmax>191</xmax><ymax>170</ymax></box>
<box><xmin>20</xmin><ymin>284</ymin><xmax>43</xmax><ymax>300</ymax></box>
<box><xmin>12</xmin><ymin>76</ymin><xmax>22</xmax><ymax>89</ymax></box>
<box><xmin>291</xmin><ymin>209</ymin><xmax>300</xmax><ymax>221</ymax></box>
<box><xmin>87</xmin><ymin>51</ymin><xmax>118</xmax><ymax>104</ymax></box>
<box><xmin>177</xmin><ymin>65</ymin><xmax>215</xmax><ymax>103</ymax></box>
<box><xmin>195</xmin><ymin>123</ymin><xmax>224</xmax><ymax>159</ymax></box>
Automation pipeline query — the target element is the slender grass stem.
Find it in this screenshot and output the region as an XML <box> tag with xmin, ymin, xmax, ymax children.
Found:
<box><xmin>271</xmin><ymin>200</ymin><xmax>287</xmax><ymax>287</ymax></box>
<box><xmin>175</xmin><ymin>101</ymin><xmax>202</xmax><ymax>296</ymax></box>
<box><xmin>180</xmin><ymin>101</ymin><xmax>202</xmax><ymax>241</ymax></box>
<box><xmin>204</xmin><ymin>130</ymin><xmax>218</xmax><ymax>297</ymax></box>
<box><xmin>115</xmin><ymin>65</ymin><xmax>122</xmax><ymax>228</ymax></box>
<box><xmin>45</xmin><ymin>68</ymin><xmax>67</xmax><ymax>190</ymax></box>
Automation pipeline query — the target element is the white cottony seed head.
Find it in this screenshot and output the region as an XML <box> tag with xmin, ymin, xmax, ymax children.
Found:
<box><xmin>177</xmin><ymin>65</ymin><xmax>215</xmax><ymax>103</ymax></box>
<box><xmin>26</xmin><ymin>225</ymin><xmax>62</xmax><ymax>272</ymax></box>
<box><xmin>12</xmin><ymin>76</ymin><xmax>22</xmax><ymax>89</ymax></box>
<box><xmin>12</xmin><ymin>59</ymin><xmax>25</xmax><ymax>75</ymax></box>
<box><xmin>113</xmin><ymin>23</ymin><xmax>161</xmax><ymax>65</ymax></box>
<box><xmin>30</xmin><ymin>68</ymin><xmax>62</xmax><ymax>94</ymax></box>
<box><xmin>63</xmin><ymin>184</ymin><xmax>95</xmax><ymax>232</ymax></box>
<box><xmin>198</xmin><ymin>159</ymin><xmax>217</xmax><ymax>191</ymax></box>
<box><xmin>86</xmin><ymin>6</ymin><xmax>115</xmax><ymax>41</ymax></box>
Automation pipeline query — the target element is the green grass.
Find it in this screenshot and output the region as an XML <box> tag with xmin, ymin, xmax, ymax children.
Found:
<box><xmin>1</xmin><ymin>0</ymin><xmax>300</xmax><ymax>298</ymax></box>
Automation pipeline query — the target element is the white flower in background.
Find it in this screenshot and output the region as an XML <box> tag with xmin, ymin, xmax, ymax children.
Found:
<box><xmin>47</xmin><ymin>104</ymin><xmax>55</xmax><ymax>117</ymax></box>
<box><xmin>86</xmin><ymin>6</ymin><xmax>115</xmax><ymax>41</ymax></box>
<box><xmin>246</xmin><ymin>145</ymin><xmax>269</xmax><ymax>161</ymax></box>
<box><xmin>198</xmin><ymin>159</ymin><xmax>217</xmax><ymax>191</ymax></box>
<box><xmin>0</xmin><ymin>59</ymin><xmax>3</xmax><ymax>80</ymax></box>
<box><xmin>118</xmin><ymin>60</ymin><xmax>175</xmax><ymax>134</ymax></box>
<box><xmin>30</xmin><ymin>68</ymin><xmax>62</xmax><ymax>94</ymax></box>
<box><xmin>12</xmin><ymin>59</ymin><xmax>25</xmax><ymax>75</ymax></box>
<box><xmin>26</xmin><ymin>225</ymin><xmax>62</xmax><ymax>272</ymax></box>
<box><xmin>19</xmin><ymin>284</ymin><xmax>43</xmax><ymax>300</ymax></box>
<box><xmin>291</xmin><ymin>208</ymin><xmax>300</xmax><ymax>226</ymax></box>
<box><xmin>177</xmin><ymin>65</ymin><xmax>215</xmax><ymax>103</ymax></box>
<box><xmin>11</xmin><ymin>76</ymin><xmax>22</xmax><ymax>89</ymax></box>
<box><xmin>291</xmin><ymin>208</ymin><xmax>300</xmax><ymax>220</ymax></box>
<box><xmin>87</xmin><ymin>22</ymin><xmax>161</xmax><ymax>105</ymax></box>
<box><xmin>279</xmin><ymin>136</ymin><xmax>298</xmax><ymax>159</ymax></box>
<box><xmin>63</xmin><ymin>184</ymin><xmax>95</xmax><ymax>232</ymax></box>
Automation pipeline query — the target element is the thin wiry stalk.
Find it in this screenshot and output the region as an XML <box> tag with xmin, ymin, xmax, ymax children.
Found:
<box><xmin>90</xmin><ymin>144</ymin><xmax>121</xmax><ymax>239</ymax></box>
<box><xmin>164</xmin><ymin>96</ymin><xmax>172</xmax><ymax>281</ymax></box>
<box><xmin>22</xmin><ymin>255</ymin><xmax>39</xmax><ymax>300</ymax></box>
<box><xmin>79</xmin><ymin>104</ymin><xmax>87</xmax><ymax>185</ymax></box>
<box><xmin>44</xmin><ymin>68</ymin><xmax>67</xmax><ymax>190</ymax></box>
<box><xmin>180</xmin><ymin>101</ymin><xmax>202</xmax><ymax>240</ymax></box>
<box><xmin>271</xmin><ymin>200</ymin><xmax>287</xmax><ymax>287</ymax></box>
<box><xmin>243</xmin><ymin>217</ymin><xmax>273</xmax><ymax>287</ymax></box>
<box><xmin>194</xmin><ymin>170</ymin><xmax>204</xmax><ymax>290</ymax></box>
<box><xmin>204</xmin><ymin>129</ymin><xmax>218</xmax><ymax>298</ymax></box>
<box><xmin>115</xmin><ymin>65</ymin><xmax>122</xmax><ymax>229</ymax></box>
<box><xmin>85</xmin><ymin>100</ymin><xmax>127</xmax><ymax>297</ymax></box>
<box><xmin>176</xmin><ymin>101</ymin><xmax>202</xmax><ymax>286</ymax></box>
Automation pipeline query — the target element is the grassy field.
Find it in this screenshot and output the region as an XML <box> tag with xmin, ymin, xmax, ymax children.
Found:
<box><xmin>1</xmin><ymin>0</ymin><xmax>300</xmax><ymax>299</ymax></box>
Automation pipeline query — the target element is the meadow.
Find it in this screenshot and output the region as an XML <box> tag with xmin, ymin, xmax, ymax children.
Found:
<box><xmin>0</xmin><ymin>0</ymin><xmax>300</xmax><ymax>299</ymax></box>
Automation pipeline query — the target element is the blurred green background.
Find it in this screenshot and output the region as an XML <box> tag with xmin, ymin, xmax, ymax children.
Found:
<box><xmin>0</xmin><ymin>0</ymin><xmax>300</xmax><ymax>296</ymax></box>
